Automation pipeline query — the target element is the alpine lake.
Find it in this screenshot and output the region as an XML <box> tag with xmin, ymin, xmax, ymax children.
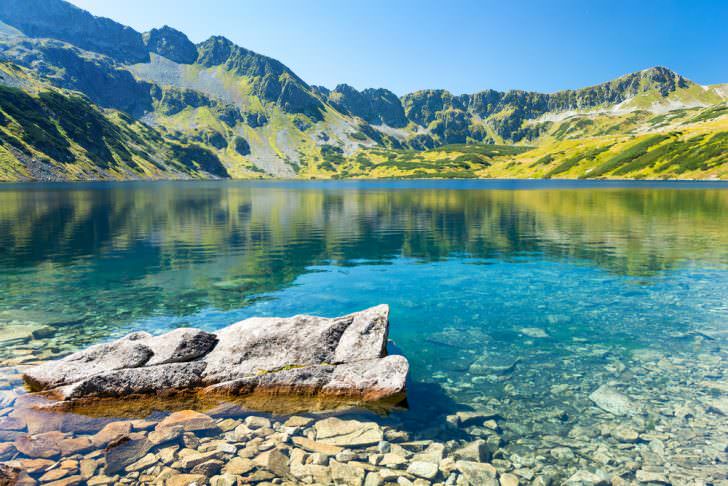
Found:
<box><xmin>0</xmin><ymin>180</ymin><xmax>726</xmax><ymax>485</ymax></box>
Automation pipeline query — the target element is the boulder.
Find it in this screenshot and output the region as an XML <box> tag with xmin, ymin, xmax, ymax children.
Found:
<box><xmin>201</xmin><ymin>313</ymin><xmax>355</xmax><ymax>383</ymax></box>
<box><xmin>23</xmin><ymin>306</ymin><xmax>408</xmax><ymax>405</ymax></box>
<box><xmin>144</xmin><ymin>328</ymin><xmax>218</xmax><ymax>366</ymax></box>
<box><xmin>206</xmin><ymin>355</ymin><xmax>408</xmax><ymax>401</ymax></box>
<box><xmin>323</xmin><ymin>355</ymin><xmax>409</xmax><ymax>401</ymax></box>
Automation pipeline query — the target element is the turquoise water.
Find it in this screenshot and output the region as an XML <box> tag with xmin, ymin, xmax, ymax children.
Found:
<box><xmin>1</xmin><ymin>180</ymin><xmax>728</xmax><ymax>429</ymax></box>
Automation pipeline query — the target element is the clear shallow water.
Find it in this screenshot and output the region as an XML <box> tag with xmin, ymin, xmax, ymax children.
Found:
<box><xmin>1</xmin><ymin>181</ymin><xmax>728</xmax><ymax>388</ymax></box>
<box><xmin>1</xmin><ymin>180</ymin><xmax>727</xmax><ymax>482</ymax></box>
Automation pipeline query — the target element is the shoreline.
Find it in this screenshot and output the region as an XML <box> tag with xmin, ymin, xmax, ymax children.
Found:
<box><xmin>2</xmin><ymin>178</ymin><xmax>728</xmax><ymax>188</ymax></box>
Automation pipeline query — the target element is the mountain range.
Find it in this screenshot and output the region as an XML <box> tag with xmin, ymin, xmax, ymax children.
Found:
<box><xmin>0</xmin><ymin>0</ymin><xmax>726</xmax><ymax>181</ymax></box>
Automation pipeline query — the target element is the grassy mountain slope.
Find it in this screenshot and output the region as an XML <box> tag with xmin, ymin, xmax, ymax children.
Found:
<box><xmin>332</xmin><ymin>105</ymin><xmax>727</xmax><ymax>180</ymax></box>
<box><xmin>0</xmin><ymin>0</ymin><xmax>725</xmax><ymax>181</ymax></box>
<box><xmin>0</xmin><ymin>62</ymin><xmax>230</xmax><ymax>180</ymax></box>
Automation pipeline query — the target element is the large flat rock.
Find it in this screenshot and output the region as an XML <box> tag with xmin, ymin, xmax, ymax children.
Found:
<box><xmin>22</xmin><ymin>305</ymin><xmax>408</xmax><ymax>405</ymax></box>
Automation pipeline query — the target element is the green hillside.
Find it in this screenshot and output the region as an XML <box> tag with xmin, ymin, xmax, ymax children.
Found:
<box><xmin>0</xmin><ymin>0</ymin><xmax>726</xmax><ymax>181</ymax></box>
<box><xmin>0</xmin><ymin>63</ymin><xmax>229</xmax><ymax>180</ymax></box>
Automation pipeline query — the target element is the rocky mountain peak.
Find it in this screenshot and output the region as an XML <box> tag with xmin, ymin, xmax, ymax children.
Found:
<box><xmin>0</xmin><ymin>0</ymin><xmax>149</xmax><ymax>63</ymax></box>
<box><xmin>401</xmin><ymin>89</ymin><xmax>465</xmax><ymax>126</ymax></box>
<box><xmin>143</xmin><ymin>25</ymin><xmax>197</xmax><ymax>64</ymax></box>
<box><xmin>325</xmin><ymin>84</ymin><xmax>407</xmax><ymax>127</ymax></box>
<box><xmin>195</xmin><ymin>35</ymin><xmax>237</xmax><ymax>66</ymax></box>
<box><xmin>636</xmin><ymin>66</ymin><xmax>691</xmax><ymax>93</ymax></box>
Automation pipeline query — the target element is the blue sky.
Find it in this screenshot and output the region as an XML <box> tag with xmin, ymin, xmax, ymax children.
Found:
<box><xmin>70</xmin><ymin>0</ymin><xmax>727</xmax><ymax>95</ymax></box>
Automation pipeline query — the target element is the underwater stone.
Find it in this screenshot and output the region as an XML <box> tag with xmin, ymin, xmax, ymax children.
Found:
<box><xmin>589</xmin><ymin>385</ymin><xmax>638</xmax><ymax>416</ymax></box>
<box><xmin>314</xmin><ymin>417</ymin><xmax>383</xmax><ymax>447</ymax></box>
<box><xmin>104</xmin><ymin>434</ymin><xmax>152</xmax><ymax>474</ymax></box>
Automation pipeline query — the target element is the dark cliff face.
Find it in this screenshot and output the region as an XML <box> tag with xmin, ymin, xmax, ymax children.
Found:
<box><xmin>143</xmin><ymin>26</ymin><xmax>197</xmax><ymax>64</ymax></box>
<box><xmin>398</xmin><ymin>67</ymin><xmax>692</xmax><ymax>142</ymax></box>
<box><xmin>401</xmin><ymin>89</ymin><xmax>466</xmax><ymax>126</ymax></box>
<box><xmin>327</xmin><ymin>84</ymin><xmax>408</xmax><ymax>128</ymax></box>
<box><xmin>0</xmin><ymin>37</ymin><xmax>153</xmax><ymax>116</ymax></box>
<box><xmin>0</xmin><ymin>0</ymin><xmax>149</xmax><ymax>63</ymax></box>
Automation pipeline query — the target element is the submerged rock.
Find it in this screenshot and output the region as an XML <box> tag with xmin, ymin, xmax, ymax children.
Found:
<box><xmin>588</xmin><ymin>385</ymin><xmax>638</xmax><ymax>416</ymax></box>
<box><xmin>22</xmin><ymin>305</ymin><xmax>408</xmax><ymax>405</ymax></box>
<box><xmin>314</xmin><ymin>417</ymin><xmax>383</xmax><ymax>447</ymax></box>
<box><xmin>456</xmin><ymin>460</ymin><xmax>498</xmax><ymax>485</ymax></box>
<box><xmin>519</xmin><ymin>327</ymin><xmax>549</xmax><ymax>339</ymax></box>
<box><xmin>469</xmin><ymin>354</ymin><xmax>521</xmax><ymax>375</ymax></box>
<box><xmin>14</xmin><ymin>430</ymin><xmax>65</xmax><ymax>458</ymax></box>
<box><xmin>0</xmin><ymin>463</ymin><xmax>32</xmax><ymax>485</ymax></box>
<box><xmin>104</xmin><ymin>435</ymin><xmax>153</xmax><ymax>474</ymax></box>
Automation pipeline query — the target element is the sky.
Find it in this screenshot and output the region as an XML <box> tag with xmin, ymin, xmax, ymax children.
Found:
<box><xmin>70</xmin><ymin>0</ymin><xmax>728</xmax><ymax>96</ymax></box>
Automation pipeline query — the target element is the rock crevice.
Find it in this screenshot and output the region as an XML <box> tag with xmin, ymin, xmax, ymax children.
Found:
<box><xmin>23</xmin><ymin>305</ymin><xmax>408</xmax><ymax>404</ymax></box>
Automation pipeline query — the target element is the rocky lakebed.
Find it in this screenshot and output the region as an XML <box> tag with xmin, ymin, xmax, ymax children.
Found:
<box><xmin>0</xmin><ymin>306</ymin><xmax>726</xmax><ymax>486</ymax></box>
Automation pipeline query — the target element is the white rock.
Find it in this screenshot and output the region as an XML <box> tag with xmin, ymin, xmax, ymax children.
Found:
<box><xmin>407</xmin><ymin>461</ymin><xmax>439</xmax><ymax>479</ymax></box>
<box><xmin>589</xmin><ymin>385</ymin><xmax>638</xmax><ymax>416</ymax></box>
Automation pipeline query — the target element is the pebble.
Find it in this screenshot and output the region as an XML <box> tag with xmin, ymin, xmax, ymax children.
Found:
<box><xmin>500</xmin><ymin>472</ymin><xmax>519</xmax><ymax>486</ymax></box>
<box><xmin>612</xmin><ymin>425</ymin><xmax>639</xmax><ymax>443</ymax></box>
<box><xmin>407</xmin><ymin>461</ymin><xmax>439</xmax><ymax>479</ymax></box>
<box><xmin>244</xmin><ymin>416</ymin><xmax>271</xmax><ymax>430</ymax></box>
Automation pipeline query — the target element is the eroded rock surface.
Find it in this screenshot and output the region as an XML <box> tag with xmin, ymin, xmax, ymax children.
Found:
<box><xmin>22</xmin><ymin>305</ymin><xmax>408</xmax><ymax>404</ymax></box>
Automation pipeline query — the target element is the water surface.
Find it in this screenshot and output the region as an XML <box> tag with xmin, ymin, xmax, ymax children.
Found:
<box><xmin>1</xmin><ymin>180</ymin><xmax>727</xmax><ymax>481</ymax></box>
